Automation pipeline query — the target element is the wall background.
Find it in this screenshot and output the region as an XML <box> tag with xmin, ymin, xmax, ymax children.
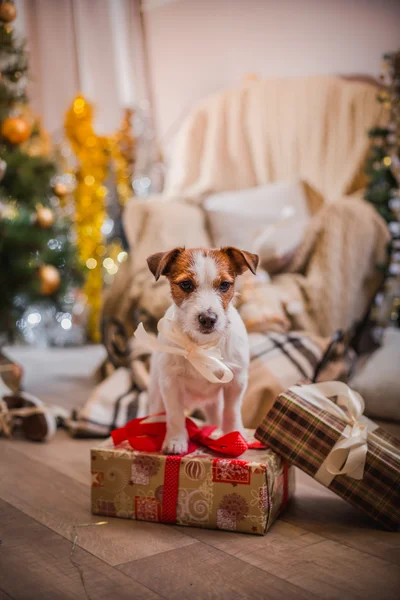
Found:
<box><xmin>144</xmin><ymin>0</ymin><xmax>400</xmax><ymax>152</ymax></box>
<box><xmin>13</xmin><ymin>0</ymin><xmax>400</xmax><ymax>154</ymax></box>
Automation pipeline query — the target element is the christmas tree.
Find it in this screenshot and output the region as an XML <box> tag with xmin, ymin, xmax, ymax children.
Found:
<box><xmin>365</xmin><ymin>50</ymin><xmax>400</xmax><ymax>334</ymax></box>
<box><xmin>0</xmin><ymin>1</ymin><xmax>82</xmax><ymax>342</ymax></box>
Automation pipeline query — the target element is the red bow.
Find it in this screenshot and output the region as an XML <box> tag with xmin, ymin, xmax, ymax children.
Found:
<box><xmin>111</xmin><ymin>414</ymin><xmax>281</xmax><ymax>526</ymax></box>
<box><xmin>111</xmin><ymin>414</ymin><xmax>264</xmax><ymax>457</ymax></box>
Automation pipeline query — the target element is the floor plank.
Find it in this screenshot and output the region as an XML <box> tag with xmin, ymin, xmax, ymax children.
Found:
<box><xmin>172</xmin><ymin>520</ymin><xmax>400</xmax><ymax>600</ymax></box>
<box><xmin>0</xmin><ymin>498</ymin><xmax>162</xmax><ymax>600</ymax></box>
<box><xmin>4</xmin><ymin>345</ymin><xmax>105</xmax><ymax>410</ymax></box>
<box><xmin>1</xmin><ymin>403</ymin><xmax>399</xmax><ymax>599</ymax></box>
<box><xmin>281</xmin><ymin>471</ymin><xmax>400</xmax><ymax>565</ymax></box>
<box><xmin>0</xmin><ymin>444</ymin><xmax>196</xmax><ymax>567</ymax></box>
<box><xmin>0</xmin><ymin>431</ymin><xmax>93</xmax><ymax>487</ymax></box>
<box><xmin>5</xmin><ymin>435</ymin><xmax>399</xmax><ymax>567</ymax></box>
<box><xmin>118</xmin><ymin>542</ymin><xmax>316</xmax><ymax>600</ymax></box>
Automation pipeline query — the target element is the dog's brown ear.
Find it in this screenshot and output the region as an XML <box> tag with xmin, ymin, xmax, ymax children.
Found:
<box><xmin>221</xmin><ymin>247</ymin><xmax>259</xmax><ymax>275</ymax></box>
<box><xmin>147</xmin><ymin>247</ymin><xmax>184</xmax><ymax>281</ymax></box>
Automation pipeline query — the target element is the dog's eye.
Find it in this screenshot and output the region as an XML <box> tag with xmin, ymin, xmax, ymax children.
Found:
<box><xmin>179</xmin><ymin>280</ymin><xmax>194</xmax><ymax>292</ymax></box>
<box><xmin>219</xmin><ymin>281</ymin><xmax>231</xmax><ymax>292</ymax></box>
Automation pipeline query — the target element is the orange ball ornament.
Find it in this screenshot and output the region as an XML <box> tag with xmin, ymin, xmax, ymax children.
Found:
<box><xmin>53</xmin><ymin>182</ymin><xmax>69</xmax><ymax>198</ymax></box>
<box><xmin>39</xmin><ymin>265</ymin><xmax>61</xmax><ymax>295</ymax></box>
<box><xmin>36</xmin><ymin>206</ymin><xmax>55</xmax><ymax>228</ymax></box>
<box><xmin>1</xmin><ymin>116</ymin><xmax>31</xmax><ymax>144</ymax></box>
<box><xmin>0</xmin><ymin>2</ymin><xmax>17</xmax><ymax>22</ymax></box>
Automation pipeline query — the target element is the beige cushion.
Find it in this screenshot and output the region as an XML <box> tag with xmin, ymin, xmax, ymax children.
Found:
<box><xmin>350</xmin><ymin>328</ymin><xmax>400</xmax><ymax>422</ymax></box>
<box><xmin>123</xmin><ymin>198</ymin><xmax>211</xmax><ymax>320</ymax></box>
<box><xmin>204</xmin><ymin>180</ymin><xmax>322</xmax><ymax>272</ymax></box>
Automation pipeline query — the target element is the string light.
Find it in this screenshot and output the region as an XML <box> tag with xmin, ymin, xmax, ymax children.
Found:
<box><xmin>383</xmin><ymin>156</ymin><xmax>392</xmax><ymax>167</ymax></box>
<box><xmin>69</xmin><ymin>521</ymin><xmax>108</xmax><ymax>600</ymax></box>
<box><xmin>86</xmin><ymin>258</ymin><xmax>97</xmax><ymax>270</ymax></box>
<box><xmin>117</xmin><ymin>251</ymin><xmax>128</xmax><ymax>263</ymax></box>
<box><xmin>103</xmin><ymin>257</ymin><xmax>114</xmax><ymax>270</ymax></box>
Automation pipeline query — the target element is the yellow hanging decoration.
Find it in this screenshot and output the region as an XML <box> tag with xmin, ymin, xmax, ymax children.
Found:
<box><xmin>110</xmin><ymin>108</ymin><xmax>136</xmax><ymax>206</ymax></box>
<box><xmin>64</xmin><ymin>95</ymin><xmax>110</xmax><ymax>341</ymax></box>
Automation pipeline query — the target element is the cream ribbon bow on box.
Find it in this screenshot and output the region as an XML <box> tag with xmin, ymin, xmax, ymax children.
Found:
<box><xmin>134</xmin><ymin>317</ymin><xmax>234</xmax><ymax>384</ymax></box>
<box><xmin>289</xmin><ymin>381</ymin><xmax>374</xmax><ymax>486</ymax></box>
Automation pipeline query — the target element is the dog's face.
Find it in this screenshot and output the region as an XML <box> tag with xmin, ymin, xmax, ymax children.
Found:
<box><xmin>147</xmin><ymin>247</ymin><xmax>259</xmax><ymax>343</ymax></box>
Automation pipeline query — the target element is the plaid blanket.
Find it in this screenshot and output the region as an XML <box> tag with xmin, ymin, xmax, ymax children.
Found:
<box><xmin>67</xmin><ymin>330</ymin><xmax>353</xmax><ymax>436</ymax></box>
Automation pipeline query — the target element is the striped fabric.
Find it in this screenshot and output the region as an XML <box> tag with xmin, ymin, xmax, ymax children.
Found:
<box><xmin>243</xmin><ymin>331</ymin><xmax>353</xmax><ymax>428</ymax></box>
<box><xmin>67</xmin><ymin>329</ymin><xmax>352</xmax><ymax>438</ymax></box>
<box><xmin>249</xmin><ymin>331</ymin><xmax>322</xmax><ymax>378</ymax></box>
<box><xmin>66</xmin><ymin>367</ymin><xmax>149</xmax><ymax>437</ymax></box>
<box><xmin>255</xmin><ymin>388</ymin><xmax>400</xmax><ymax>531</ymax></box>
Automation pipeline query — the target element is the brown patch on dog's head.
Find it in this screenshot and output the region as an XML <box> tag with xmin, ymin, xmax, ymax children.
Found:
<box><xmin>167</xmin><ymin>250</ymin><xmax>198</xmax><ymax>306</ymax></box>
<box><xmin>147</xmin><ymin>247</ymin><xmax>185</xmax><ymax>281</ymax></box>
<box><xmin>146</xmin><ymin>246</ymin><xmax>258</xmax><ymax>310</ymax></box>
<box><xmin>147</xmin><ymin>247</ymin><xmax>197</xmax><ymax>306</ymax></box>
<box><xmin>219</xmin><ymin>247</ymin><xmax>259</xmax><ymax>275</ymax></box>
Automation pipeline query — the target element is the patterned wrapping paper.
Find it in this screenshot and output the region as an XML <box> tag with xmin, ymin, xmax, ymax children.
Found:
<box><xmin>91</xmin><ymin>432</ymin><xmax>293</xmax><ymax>535</ymax></box>
<box><xmin>255</xmin><ymin>388</ymin><xmax>400</xmax><ymax>531</ymax></box>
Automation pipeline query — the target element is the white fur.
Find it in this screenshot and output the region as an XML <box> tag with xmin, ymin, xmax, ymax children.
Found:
<box><xmin>148</xmin><ymin>252</ymin><xmax>249</xmax><ymax>454</ymax></box>
<box><xmin>175</xmin><ymin>250</ymin><xmax>227</xmax><ymax>345</ymax></box>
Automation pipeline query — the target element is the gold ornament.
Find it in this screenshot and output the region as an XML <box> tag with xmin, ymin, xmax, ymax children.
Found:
<box><xmin>1</xmin><ymin>116</ymin><xmax>31</xmax><ymax>144</ymax></box>
<box><xmin>36</xmin><ymin>205</ymin><xmax>54</xmax><ymax>228</ymax></box>
<box><xmin>53</xmin><ymin>182</ymin><xmax>69</xmax><ymax>198</ymax></box>
<box><xmin>1</xmin><ymin>203</ymin><xmax>18</xmax><ymax>220</ymax></box>
<box><xmin>39</xmin><ymin>265</ymin><xmax>61</xmax><ymax>295</ymax></box>
<box><xmin>0</xmin><ymin>2</ymin><xmax>17</xmax><ymax>22</ymax></box>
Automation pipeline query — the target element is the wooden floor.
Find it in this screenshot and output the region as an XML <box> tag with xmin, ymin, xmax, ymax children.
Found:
<box><xmin>0</xmin><ymin>424</ymin><xmax>399</xmax><ymax>600</ymax></box>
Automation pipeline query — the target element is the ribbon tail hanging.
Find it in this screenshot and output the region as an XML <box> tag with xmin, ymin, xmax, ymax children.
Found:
<box><xmin>189</xmin><ymin>354</ymin><xmax>234</xmax><ymax>383</ymax></box>
<box><xmin>290</xmin><ymin>382</ymin><xmax>370</xmax><ymax>485</ymax></box>
<box><xmin>134</xmin><ymin>323</ymin><xmax>186</xmax><ymax>357</ymax></box>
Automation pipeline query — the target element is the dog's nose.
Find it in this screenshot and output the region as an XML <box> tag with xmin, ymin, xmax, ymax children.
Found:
<box><xmin>198</xmin><ymin>312</ymin><xmax>218</xmax><ymax>330</ymax></box>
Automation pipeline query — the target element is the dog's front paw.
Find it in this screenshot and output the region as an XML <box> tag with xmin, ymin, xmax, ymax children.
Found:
<box><xmin>222</xmin><ymin>421</ymin><xmax>246</xmax><ymax>437</ymax></box>
<box><xmin>162</xmin><ymin>434</ymin><xmax>189</xmax><ymax>455</ymax></box>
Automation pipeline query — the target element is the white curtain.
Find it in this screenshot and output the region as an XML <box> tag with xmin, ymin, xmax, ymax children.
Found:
<box><xmin>15</xmin><ymin>0</ymin><xmax>148</xmax><ymax>136</ymax></box>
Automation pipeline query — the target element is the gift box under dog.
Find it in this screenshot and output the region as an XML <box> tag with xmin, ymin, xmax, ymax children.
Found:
<box><xmin>91</xmin><ymin>431</ymin><xmax>293</xmax><ymax>535</ymax></box>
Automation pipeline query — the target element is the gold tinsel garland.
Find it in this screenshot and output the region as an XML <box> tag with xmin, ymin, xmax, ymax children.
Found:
<box><xmin>111</xmin><ymin>108</ymin><xmax>136</xmax><ymax>206</ymax></box>
<box><xmin>64</xmin><ymin>97</ymin><xmax>134</xmax><ymax>341</ymax></box>
<box><xmin>65</xmin><ymin>96</ymin><xmax>110</xmax><ymax>341</ymax></box>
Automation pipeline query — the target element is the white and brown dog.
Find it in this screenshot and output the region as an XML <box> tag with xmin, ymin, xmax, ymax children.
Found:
<box><xmin>145</xmin><ymin>246</ymin><xmax>258</xmax><ymax>454</ymax></box>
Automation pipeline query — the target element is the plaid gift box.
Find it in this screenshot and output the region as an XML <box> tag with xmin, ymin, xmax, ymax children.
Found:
<box><xmin>255</xmin><ymin>381</ymin><xmax>400</xmax><ymax>531</ymax></box>
<box><xmin>91</xmin><ymin>415</ymin><xmax>294</xmax><ymax>535</ymax></box>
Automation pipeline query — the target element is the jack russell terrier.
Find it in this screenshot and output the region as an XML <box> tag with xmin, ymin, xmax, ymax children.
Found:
<box><xmin>138</xmin><ymin>246</ymin><xmax>258</xmax><ymax>455</ymax></box>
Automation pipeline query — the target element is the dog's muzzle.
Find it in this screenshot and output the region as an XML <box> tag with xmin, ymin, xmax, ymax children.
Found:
<box><xmin>198</xmin><ymin>311</ymin><xmax>218</xmax><ymax>332</ymax></box>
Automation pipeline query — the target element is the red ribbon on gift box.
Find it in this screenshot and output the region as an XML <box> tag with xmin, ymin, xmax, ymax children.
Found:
<box><xmin>111</xmin><ymin>414</ymin><xmax>272</xmax><ymax>524</ymax></box>
<box><xmin>111</xmin><ymin>414</ymin><xmax>265</xmax><ymax>457</ymax></box>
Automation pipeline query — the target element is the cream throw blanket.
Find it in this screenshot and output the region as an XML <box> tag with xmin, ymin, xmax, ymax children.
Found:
<box><xmin>104</xmin><ymin>75</ymin><xmax>389</xmax><ymax>337</ymax></box>
<box><xmin>104</xmin><ymin>195</ymin><xmax>389</xmax><ymax>339</ymax></box>
<box><xmin>98</xmin><ymin>75</ymin><xmax>389</xmax><ymax>431</ymax></box>
<box><xmin>164</xmin><ymin>76</ymin><xmax>385</xmax><ymax>202</ymax></box>
<box><xmin>237</xmin><ymin>195</ymin><xmax>390</xmax><ymax>338</ymax></box>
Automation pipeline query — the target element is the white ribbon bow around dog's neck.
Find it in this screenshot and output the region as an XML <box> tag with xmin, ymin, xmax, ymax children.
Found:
<box><xmin>289</xmin><ymin>382</ymin><xmax>371</xmax><ymax>485</ymax></box>
<box><xmin>134</xmin><ymin>318</ymin><xmax>234</xmax><ymax>384</ymax></box>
